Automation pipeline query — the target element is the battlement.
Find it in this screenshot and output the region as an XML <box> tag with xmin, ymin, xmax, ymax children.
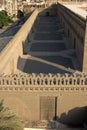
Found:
<box><xmin>0</xmin><ymin>73</ymin><xmax>87</xmax><ymax>87</ymax></box>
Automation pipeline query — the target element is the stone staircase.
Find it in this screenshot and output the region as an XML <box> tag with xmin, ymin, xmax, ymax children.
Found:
<box><xmin>22</xmin><ymin>14</ymin><xmax>80</xmax><ymax>74</ymax></box>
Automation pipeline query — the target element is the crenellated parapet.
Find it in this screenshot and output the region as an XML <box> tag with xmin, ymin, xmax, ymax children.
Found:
<box><xmin>0</xmin><ymin>73</ymin><xmax>87</xmax><ymax>91</ymax></box>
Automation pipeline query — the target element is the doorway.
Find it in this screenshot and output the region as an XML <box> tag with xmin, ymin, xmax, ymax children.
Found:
<box><xmin>40</xmin><ymin>96</ymin><xmax>57</xmax><ymax>120</ymax></box>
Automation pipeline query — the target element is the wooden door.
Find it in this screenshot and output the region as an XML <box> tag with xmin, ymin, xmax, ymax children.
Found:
<box><xmin>40</xmin><ymin>96</ymin><xmax>57</xmax><ymax>120</ymax></box>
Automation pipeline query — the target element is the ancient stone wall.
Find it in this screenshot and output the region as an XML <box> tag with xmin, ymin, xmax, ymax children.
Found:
<box><xmin>82</xmin><ymin>18</ymin><xmax>87</xmax><ymax>73</ymax></box>
<box><xmin>57</xmin><ymin>3</ymin><xmax>86</xmax><ymax>72</ymax></box>
<box><xmin>0</xmin><ymin>73</ymin><xmax>87</xmax><ymax>124</ymax></box>
<box><xmin>0</xmin><ymin>9</ymin><xmax>38</xmax><ymax>74</ymax></box>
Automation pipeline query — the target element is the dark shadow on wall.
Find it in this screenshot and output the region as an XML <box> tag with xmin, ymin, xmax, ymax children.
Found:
<box><xmin>24</xmin><ymin>106</ymin><xmax>87</xmax><ymax>129</ymax></box>
<box><xmin>55</xmin><ymin>106</ymin><xmax>87</xmax><ymax>128</ymax></box>
<box><xmin>17</xmin><ymin>57</ymin><xmax>26</xmax><ymax>72</ymax></box>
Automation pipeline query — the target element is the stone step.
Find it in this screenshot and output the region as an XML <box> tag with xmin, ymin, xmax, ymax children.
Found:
<box><xmin>32</xmin><ymin>40</ymin><xmax>64</xmax><ymax>43</ymax></box>
<box><xmin>28</xmin><ymin>51</ymin><xmax>69</xmax><ymax>57</ymax></box>
<box><xmin>28</xmin><ymin>49</ymin><xmax>75</xmax><ymax>58</ymax></box>
<box><xmin>34</xmin><ymin>28</ymin><xmax>64</xmax><ymax>33</ymax></box>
